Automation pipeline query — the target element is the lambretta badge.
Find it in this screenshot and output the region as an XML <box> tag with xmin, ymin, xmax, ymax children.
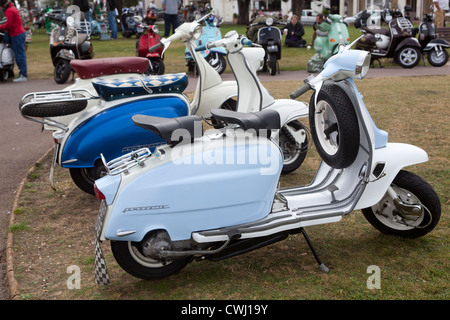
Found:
<box><xmin>123</xmin><ymin>205</ymin><xmax>170</xmax><ymax>213</ymax></box>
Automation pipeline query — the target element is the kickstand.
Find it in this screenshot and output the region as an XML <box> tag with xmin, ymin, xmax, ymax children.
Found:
<box><xmin>300</xmin><ymin>228</ymin><xmax>330</xmax><ymax>273</ymax></box>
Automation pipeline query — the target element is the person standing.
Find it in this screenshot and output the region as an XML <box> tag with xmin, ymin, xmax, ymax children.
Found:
<box><xmin>162</xmin><ymin>0</ymin><xmax>180</xmax><ymax>37</ymax></box>
<box><xmin>73</xmin><ymin>0</ymin><xmax>91</xmax><ymax>22</ymax></box>
<box><xmin>0</xmin><ymin>0</ymin><xmax>27</xmax><ymax>82</ymax></box>
<box><xmin>283</xmin><ymin>14</ymin><xmax>306</xmax><ymax>48</ymax></box>
<box><xmin>433</xmin><ymin>0</ymin><xmax>449</xmax><ymax>27</ymax></box>
<box><xmin>107</xmin><ymin>0</ymin><xmax>118</xmax><ymax>39</ymax></box>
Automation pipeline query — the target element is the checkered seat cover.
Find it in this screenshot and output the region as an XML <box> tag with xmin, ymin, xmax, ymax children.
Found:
<box><xmin>92</xmin><ymin>73</ymin><xmax>189</xmax><ymax>101</ymax></box>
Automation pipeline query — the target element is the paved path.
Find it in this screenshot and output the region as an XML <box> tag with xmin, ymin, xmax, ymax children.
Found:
<box><xmin>0</xmin><ymin>63</ymin><xmax>448</xmax><ymax>299</ymax></box>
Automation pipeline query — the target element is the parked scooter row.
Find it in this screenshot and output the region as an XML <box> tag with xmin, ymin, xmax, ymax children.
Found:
<box><xmin>355</xmin><ymin>8</ymin><xmax>449</xmax><ymax>68</ymax></box>
<box><xmin>19</xmin><ymin>12</ymin><xmax>308</xmax><ymax>196</ymax></box>
<box><xmin>92</xmin><ymin>40</ymin><xmax>441</xmax><ymax>285</ymax></box>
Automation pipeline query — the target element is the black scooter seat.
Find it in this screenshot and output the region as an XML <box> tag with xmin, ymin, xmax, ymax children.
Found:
<box><xmin>210</xmin><ymin>108</ymin><xmax>281</xmax><ymax>131</ymax></box>
<box><xmin>362</xmin><ymin>27</ymin><xmax>390</xmax><ymax>36</ymax></box>
<box><xmin>132</xmin><ymin>114</ymin><xmax>202</xmax><ymax>146</ymax></box>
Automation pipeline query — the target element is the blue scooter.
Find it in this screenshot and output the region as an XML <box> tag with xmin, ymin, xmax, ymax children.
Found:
<box><xmin>185</xmin><ymin>13</ymin><xmax>227</xmax><ymax>75</ymax></box>
<box><xmin>19</xmin><ymin>57</ymin><xmax>190</xmax><ymax>195</ymax></box>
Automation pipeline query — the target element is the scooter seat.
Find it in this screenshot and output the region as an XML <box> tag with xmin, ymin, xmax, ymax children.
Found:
<box><xmin>132</xmin><ymin>114</ymin><xmax>202</xmax><ymax>146</ymax></box>
<box><xmin>362</xmin><ymin>27</ymin><xmax>390</xmax><ymax>37</ymax></box>
<box><xmin>210</xmin><ymin>108</ymin><xmax>281</xmax><ymax>131</ymax></box>
<box><xmin>91</xmin><ymin>73</ymin><xmax>189</xmax><ymax>101</ymax></box>
<box><xmin>70</xmin><ymin>57</ymin><xmax>150</xmax><ymax>79</ymax></box>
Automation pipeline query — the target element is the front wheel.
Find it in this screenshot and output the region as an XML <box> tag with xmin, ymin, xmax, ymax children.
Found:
<box><xmin>309</xmin><ymin>83</ymin><xmax>360</xmax><ymax>169</ymax></box>
<box><xmin>206</xmin><ymin>52</ymin><xmax>226</xmax><ymax>74</ymax></box>
<box><xmin>362</xmin><ymin>170</ymin><xmax>441</xmax><ymax>238</ymax></box>
<box><xmin>111</xmin><ymin>240</ymin><xmax>192</xmax><ymax>280</ymax></box>
<box><xmin>427</xmin><ymin>48</ymin><xmax>449</xmax><ymax>67</ymax></box>
<box><xmin>396</xmin><ymin>46</ymin><xmax>421</xmax><ymax>68</ymax></box>
<box><xmin>280</xmin><ymin>120</ymin><xmax>309</xmax><ymax>174</ymax></box>
<box><xmin>54</xmin><ymin>59</ymin><xmax>72</xmax><ymax>84</ymax></box>
<box><xmin>268</xmin><ymin>53</ymin><xmax>277</xmax><ymax>76</ymax></box>
<box><xmin>145</xmin><ymin>58</ymin><xmax>165</xmax><ymax>75</ymax></box>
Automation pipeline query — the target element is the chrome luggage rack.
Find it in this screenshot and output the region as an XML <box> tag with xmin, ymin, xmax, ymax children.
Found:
<box><xmin>19</xmin><ymin>88</ymin><xmax>99</xmax><ymax>131</ymax></box>
<box><xmin>101</xmin><ymin>148</ymin><xmax>152</xmax><ymax>176</ymax></box>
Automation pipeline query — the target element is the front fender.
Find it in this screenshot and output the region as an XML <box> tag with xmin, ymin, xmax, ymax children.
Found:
<box><xmin>355</xmin><ymin>142</ymin><xmax>428</xmax><ymax>209</ymax></box>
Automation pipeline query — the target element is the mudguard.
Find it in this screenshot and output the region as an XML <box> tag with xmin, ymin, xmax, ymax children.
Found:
<box><xmin>395</xmin><ymin>37</ymin><xmax>421</xmax><ymax>52</ymax></box>
<box><xmin>60</xmin><ymin>95</ymin><xmax>190</xmax><ymax>168</ymax></box>
<box><xmin>424</xmin><ymin>39</ymin><xmax>450</xmax><ymax>51</ymax></box>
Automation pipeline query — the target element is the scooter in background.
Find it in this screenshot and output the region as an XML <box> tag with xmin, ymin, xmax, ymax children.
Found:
<box><xmin>0</xmin><ymin>18</ymin><xmax>15</xmax><ymax>82</ymax></box>
<box><xmin>185</xmin><ymin>12</ymin><xmax>227</xmax><ymax>75</ymax></box>
<box><xmin>121</xmin><ymin>7</ymin><xmax>142</xmax><ymax>38</ymax></box>
<box><xmin>355</xmin><ymin>9</ymin><xmax>422</xmax><ymax>68</ymax></box>
<box><xmin>414</xmin><ymin>10</ymin><xmax>449</xmax><ymax>66</ymax></box>
<box><xmin>308</xmin><ymin>14</ymin><xmax>350</xmax><ymax>73</ymax></box>
<box><xmin>49</xmin><ymin>5</ymin><xmax>94</xmax><ymax>83</ymax></box>
<box><xmin>247</xmin><ymin>16</ymin><xmax>286</xmax><ymax>76</ymax></box>
<box><xmin>136</xmin><ymin>23</ymin><xmax>165</xmax><ymax>75</ymax></box>
<box><xmin>92</xmin><ymin>44</ymin><xmax>441</xmax><ymax>284</ymax></box>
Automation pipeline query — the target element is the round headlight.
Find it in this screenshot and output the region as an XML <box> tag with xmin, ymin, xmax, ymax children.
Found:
<box><xmin>191</xmin><ymin>25</ymin><xmax>203</xmax><ymax>40</ymax></box>
<box><xmin>153</xmin><ymin>25</ymin><xmax>159</xmax><ymax>34</ymax></box>
<box><xmin>266</xmin><ymin>17</ymin><xmax>273</xmax><ymax>26</ymax></box>
<box><xmin>355</xmin><ymin>51</ymin><xmax>371</xmax><ymax>79</ymax></box>
<box><xmin>225</xmin><ymin>30</ymin><xmax>238</xmax><ymax>39</ymax></box>
<box><xmin>66</xmin><ymin>16</ymin><xmax>75</xmax><ymax>27</ymax></box>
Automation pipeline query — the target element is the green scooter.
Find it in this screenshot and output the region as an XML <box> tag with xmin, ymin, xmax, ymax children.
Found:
<box><xmin>308</xmin><ymin>14</ymin><xmax>350</xmax><ymax>72</ymax></box>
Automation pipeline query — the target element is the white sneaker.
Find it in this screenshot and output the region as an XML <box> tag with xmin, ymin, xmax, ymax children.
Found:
<box><xmin>13</xmin><ymin>75</ymin><xmax>28</xmax><ymax>82</ymax></box>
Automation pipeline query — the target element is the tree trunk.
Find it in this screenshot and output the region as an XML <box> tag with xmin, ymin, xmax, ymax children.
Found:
<box><xmin>291</xmin><ymin>0</ymin><xmax>306</xmax><ymax>20</ymax></box>
<box><xmin>237</xmin><ymin>0</ymin><xmax>250</xmax><ymax>25</ymax></box>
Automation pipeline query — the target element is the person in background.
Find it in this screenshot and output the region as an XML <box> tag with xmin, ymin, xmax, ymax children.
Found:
<box><xmin>433</xmin><ymin>0</ymin><xmax>449</xmax><ymax>27</ymax></box>
<box><xmin>73</xmin><ymin>0</ymin><xmax>91</xmax><ymax>22</ymax></box>
<box><xmin>310</xmin><ymin>13</ymin><xmax>324</xmax><ymax>45</ymax></box>
<box><xmin>162</xmin><ymin>0</ymin><xmax>181</xmax><ymax>37</ymax></box>
<box><xmin>106</xmin><ymin>0</ymin><xmax>117</xmax><ymax>39</ymax></box>
<box><xmin>283</xmin><ymin>14</ymin><xmax>306</xmax><ymax>47</ymax></box>
<box><xmin>0</xmin><ymin>0</ymin><xmax>27</xmax><ymax>82</ymax></box>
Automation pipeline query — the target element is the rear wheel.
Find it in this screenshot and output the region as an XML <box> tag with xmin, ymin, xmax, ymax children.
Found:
<box><xmin>309</xmin><ymin>83</ymin><xmax>360</xmax><ymax>169</ymax></box>
<box><xmin>0</xmin><ymin>69</ymin><xmax>9</xmax><ymax>82</ymax></box>
<box><xmin>69</xmin><ymin>159</ymin><xmax>107</xmax><ymax>195</ymax></box>
<box><xmin>54</xmin><ymin>59</ymin><xmax>72</xmax><ymax>84</ymax></box>
<box><xmin>362</xmin><ymin>170</ymin><xmax>441</xmax><ymax>238</ymax></box>
<box><xmin>396</xmin><ymin>46</ymin><xmax>421</xmax><ymax>68</ymax></box>
<box><xmin>111</xmin><ymin>240</ymin><xmax>192</xmax><ymax>280</ymax></box>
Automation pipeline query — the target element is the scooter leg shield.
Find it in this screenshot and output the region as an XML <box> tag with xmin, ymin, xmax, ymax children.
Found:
<box><xmin>60</xmin><ymin>95</ymin><xmax>190</xmax><ymax>168</ymax></box>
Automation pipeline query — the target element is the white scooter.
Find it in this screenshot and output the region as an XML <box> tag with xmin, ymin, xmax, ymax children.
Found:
<box><xmin>92</xmin><ymin>42</ymin><xmax>441</xmax><ymax>284</ymax></box>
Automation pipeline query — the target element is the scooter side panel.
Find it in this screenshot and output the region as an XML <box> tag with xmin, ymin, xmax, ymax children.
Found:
<box><xmin>104</xmin><ymin>138</ymin><xmax>283</xmax><ymax>242</ymax></box>
<box><xmin>61</xmin><ymin>96</ymin><xmax>189</xmax><ymax>168</ymax></box>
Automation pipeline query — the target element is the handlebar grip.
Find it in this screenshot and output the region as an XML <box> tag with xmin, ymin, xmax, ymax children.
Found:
<box><xmin>148</xmin><ymin>42</ymin><xmax>164</xmax><ymax>52</ymax></box>
<box><xmin>241</xmin><ymin>38</ymin><xmax>252</xmax><ymax>46</ymax></box>
<box><xmin>290</xmin><ymin>83</ymin><xmax>312</xmax><ymax>99</ymax></box>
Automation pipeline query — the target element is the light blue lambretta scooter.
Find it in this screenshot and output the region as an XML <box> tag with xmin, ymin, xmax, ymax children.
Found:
<box><xmin>185</xmin><ymin>12</ymin><xmax>227</xmax><ymax>75</ymax></box>
<box><xmin>93</xmin><ymin>39</ymin><xmax>441</xmax><ymax>285</ymax></box>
